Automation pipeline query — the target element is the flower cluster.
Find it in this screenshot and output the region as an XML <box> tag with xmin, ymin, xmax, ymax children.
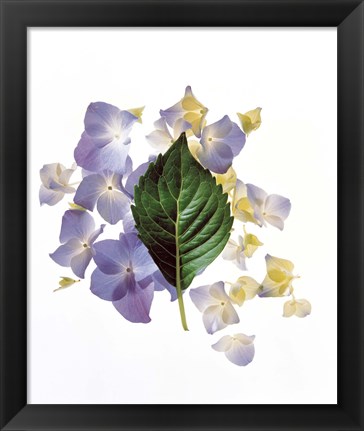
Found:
<box><xmin>40</xmin><ymin>86</ymin><xmax>310</xmax><ymax>367</ymax></box>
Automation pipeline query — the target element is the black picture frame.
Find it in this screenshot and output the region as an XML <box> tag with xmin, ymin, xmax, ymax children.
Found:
<box><xmin>1</xmin><ymin>0</ymin><xmax>363</xmax><ymax>430</ymax></box>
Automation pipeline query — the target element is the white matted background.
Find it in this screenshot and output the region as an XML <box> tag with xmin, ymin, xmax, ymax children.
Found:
<box><xmin>28</xmin><ymin>28</ymin><xmax>337</xmax><ymax>404</ymax></box>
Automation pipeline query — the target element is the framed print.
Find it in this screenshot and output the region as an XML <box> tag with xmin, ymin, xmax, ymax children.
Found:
<box><xmin>1</xmin><ymin>0</ymin><xmax>363</xmax><ymax>430</ymax></box>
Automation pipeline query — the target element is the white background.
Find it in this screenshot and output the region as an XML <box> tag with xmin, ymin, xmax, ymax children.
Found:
<box><xmin>28</xmin><ymin>29</ymin><xmax>337</xmax><ymax>404</ymax></box>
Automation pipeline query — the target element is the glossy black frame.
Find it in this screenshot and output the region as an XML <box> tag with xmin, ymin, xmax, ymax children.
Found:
<box><xmin>1</xmin><ymin>0</ymin><xmax>363</xmax><ymax>430</ymax></box>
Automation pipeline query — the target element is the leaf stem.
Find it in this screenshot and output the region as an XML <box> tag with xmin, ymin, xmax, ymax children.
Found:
<box><xmin>176</xmin><ymin>279</ymin><xmax>188</xmax><ymax>331</ymax></box>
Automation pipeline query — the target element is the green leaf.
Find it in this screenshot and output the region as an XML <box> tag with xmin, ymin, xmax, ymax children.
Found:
<box><xmin>131</xmin><ymin>133</ymin><xmax>233</xmax><ymax>329</ymax></box>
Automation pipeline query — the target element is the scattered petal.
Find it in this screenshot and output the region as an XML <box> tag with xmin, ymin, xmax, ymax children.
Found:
<box><xmin>198</xmin><ymin>115</ymin><xmax>246</xmax><ymax>174</ymax></box>
<box><xmin>237</xmin><ymin>107</ymin><xmax>262</xmax><ymax>136</ymax></box>
<box><xmin>160</xmin><ymin>86</ymin><xmax>208</xmax><ymax>138</ymax></box>
<box><xmin>91</xmin><ymin>233</ymin><xmax>158</xmax><ymax>323</ymax></box>
<box><xmin>53</xmin><ymin>276</ymin><xmax>80</xmax><ymax>292</ymax></box>
<box><xmin>247</xmin><ymin>184</ymin><xmax>291</xmax><ymax>230</ymax></box>
<box><xmin>74</xmin><ymin>103</ymin><xmax>138</xmax><ymax>174</ymax></box>
<box><xmin>222</xmin><ymin>236</ymin><xmax>247</xmax><ymax>270</ymax></box>
<box><xmin>259</xmin><ymin>254</ymin><xmax>298</xmax><ymax>297</ymax></box>
<box><xmin>229</xmin><ymin>276</ymin><xmax>260</xmax><ymax>306</ymax></box>
<box><xmin>283</xmin><ymin>298</ymin><xmax>311</xmax><ymax>318</ymax></box>
<box><xmin>212</xmin><ymin>334</ymin><xmax>255</xmax><ymax>366</ymax></box>
<box><xmin>213</xmin><ymin>167</ymin><xmax>237</xmax><ymax>194</ymax></box>
<box><xmin>190</xmin><ymin>282</ymin><xmax>239</xmax><ymax>334</ymax></box>
<box><xmin>39</xmin><ymin>163</ymin><xmax>77</xmax><ymax>206</ymax></box>
<box><xmin>50</xmin><ymin>210</ymin><xmax>104</xmax><ymax>278</ymax></box>
<box><xmin>127</xmin><ymin>106</ymin><xmax>144</xmax><ymax>124</ymax></box>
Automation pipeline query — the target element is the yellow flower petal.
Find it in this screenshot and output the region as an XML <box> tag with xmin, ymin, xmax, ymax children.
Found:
<box><xmin>259</xmin><ymin>255</ymin><xmax>297</xmax><ymax>297</ymax></box>
<box><xmin>242</xmin><ymin>227</ymin><xmax>263</xmax><ymax>258</ymax></box>
<box><xmin>69</xmin><ymin>202</ymin><xmax>86</xmax><ymax>211</ymax></box>
<box><xmin>237</xmin><ymin>107</ymin><xmax>262</xmax><ymax>136</ymax></box>
<box><xmin>283</xmin><ymin>298</ymin><xmax>311</xmax><ymax>318</ymax></box>
<box><xmin>54</xmin><ymin>276</ymin><xmax>80</xmax><ymax>292</ymax></box>
<box><xmin>187</xmin><ymin>140</ymin><xmax>202</xmax><ymax>162</ymax></box>
<box><xmin>229</xmin><ymin>276</ymin><xmax>260</xmax><ymax>305</ymax></box>
<box><xmin>231</xmin><ymin>180</ymin><xmax>259</xmax><ymax>224</ymax></box>
<box><xmin>127</xmin><ymin>106</ymin><xmax>145</xmax><ymax>124</ymax></box>
<box><xmin>213</xmin><ymin>167</ymin><xmax>237</xmax><ymax>194</ymax></box>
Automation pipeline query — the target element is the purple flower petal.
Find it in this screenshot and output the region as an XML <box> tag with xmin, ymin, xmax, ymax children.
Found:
<box><xmin>50</xmin><ymin>238</ymin><xmax>83</xmax><ymax>267</ymax></box>
<box><xmin>39</xmin><ymin>186</ymin><xmax>64</xmax><ymax>206</ymax></box>
<box><xmin>93</xmin><ymin>239</ymin><xmax>130</xmax><ymax>275</ymax></box>
<box><xmin>122</xmin><ymin>211</ymin><xmax>137</xmax><ymax>234</ymax></box>
<box><xmin>152</xmin><ymin>270</ymin><xmax>177</xmax><ymax>301</ymax></box>
<box><xmin>125</xmin><ymin>155</ymin><xmax>133</xmax><ymax>177</ymax></box>
<box><xmin>74</xmin><ymin>132</ymin><xmax>132</xmax><ymax>175</ymax></box>
<box><xmin>84</xmin><ymin>102</ymin><xmax>121</xmax><ymax>147</ymax></box>
<box><xmin>73</xmin><ymin>174</ymin><xmax>107</xmax><ymax>211</ymax></box>
<box><xmin>264</xmin><ymin>194</ymin><xmax>291</xmax><ymax>220</ymax></box>
<box><xmin>131</xmin><ymin>243</ymin><xmax>158</xmax><ymax>282</ymax></box>
<box><xmin>84</xmin><ymin>103</ymin><xmax>137</xmax><ymax>149</ymax></box>
<box><xmin>88</xmin><ymin>224</ymin><xmax>105</xmax><ymax>246</ymax></box>
<box><xmin>70</xmin><ymin>248</ymin><xmax>93</xmax><ymax>278</ymax></box>
<box><xmin>223</xmin><ymin>122</ymin><xmax>246</xmax><ymax>157</ymax></box>
<box><xmin>112</xmin><ymin>278</ymin><xmax>154</xmax><ymax>323</ymax></box>
<box><xmin>124</xmin><ymin>157</ymin><xmax>155</xmax><ymax>198</ymax></box>
<box><xmin>96</xmin><ymin>190</ymin><xmax>130</xmax><ymax>225</ymax></box>
<box><xmin>246</xmin><ymin>184</ymin><xmax>267</xmax><ymax>206</ymax></box>
<box><xmin>202</xmin><ymin>115</ymin><xmax>232</xmax><ymax>139</ymax></box>
<box><xmin>90</xmin><ymin>268</ymin><xmax>128</xmax><ymax>301</ymax></box>
<box><xmin>59</xmin><ymin>210</ymin><xmax>95</xmax><ymax>243</ymax></box>
<box><xmin>197</xmin><ymin>141</ymin><xmax>234</xmax><ymax>174</ymax></box>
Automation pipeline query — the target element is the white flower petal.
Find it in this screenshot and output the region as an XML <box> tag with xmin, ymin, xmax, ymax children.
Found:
<box><xmin>264</xmin><ymin>194</ymin><xmax>291</xmax><ymax>220</ymax></box>
<box><xmin>203</xmin><ymin>305</ymin><xmax>226</xmax><ymax>334</ymax></box>
<box><xmin>222</xmin><ymin>301</ymin><xmax>240</xmax><ymax>325</ymax></box>
<box><xmin>283</xmin><ymin>299</ymin><xmax>297</xmax><ymax>317</ymax></box>
<box><xmin>225</xmin><ymin>337</ymin><xmax>255</xmax><ymax>366</ymax></box>
<box><xmin>294</xmin><ymin>299</ymin><xmax>312</xmax><ymax>317</ymax></box>
<box><xmin>211</xmin><ymin>335</ymin><xmax>233</xmax><ymax>352</ymax></box>
<box><xmin>209</xmin><ymin>281</ymin><xmax>231</xmax><ymax>302</ymax></box>
<box><xmin>189</xmin><ymin>284</ymin><xmax>219</xmax><ymax>312</ymax></box>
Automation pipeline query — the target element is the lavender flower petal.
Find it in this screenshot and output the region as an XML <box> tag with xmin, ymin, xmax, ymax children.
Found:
<box><xmin>90</xmin><ymin>268</ymin><xmax>128</xmax><ymax>301</ymax></box>
<box><xmin>59</xmin><ymin>210</ymin><xmax>95</xmax><ymax>243</ymax></box>
<box><xmin>50</xmin><ymin>238</ymin><xmax>83</xmax><ymax>267</ymax></box>
<box><xmin>197</xmin><ymin>141</ymin><xmax>234</xmax><ymax>174</ymax></box>
<box><xmin>96</xmin><ymin>190</ymin><xmax>130</xmax><ymax>225</ymax></box>
<box><xmin>112</xmin><ymin>278</ymin><xmax>154</xmax><ymax>323</ymax></box>
<box><xmin>93</xmin><ymin>239</ymin><xmax>130</xmax><ymax>275</ymax></box>
<box><xmin>74</xmin><ymin>174</ymin><xmax>107</xmax><ymax>211</ymax></box>
<box><xmin>70</xmin><ymin>248</ymin><xmax>93</xmax><ymax>279</ymax></box>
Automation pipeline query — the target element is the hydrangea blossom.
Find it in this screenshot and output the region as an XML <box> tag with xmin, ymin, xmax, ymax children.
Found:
<box><xmin>50</xmin><ymin>210</ymin><xmax>105</xmax><ymax>278</ymax></box>
<box><xmin>247</xmin><ymin>184</ymin><xmax>291</xmax><ymax>230</ymax></box>
<box><xmin>259</xmin><ymin>254</ymin><xmax>299</xmax><ymax>297</ymax></box>
<box><xmin>160</xmin><ymin>86</ymin><xmax>208</xmax><ymax>138</ymax></box>
<box><xmin>222</xmin><ymin>235</ymin><xmax>247</xmax><ymax>270</ymax></box>
<box><xmin>39</xmin><ymin>162</ymin><xmax>77</xmax><ymax>206</ymax></box>
<box><xmin>189</xmin><ymin>282</ymin><xmax>239</xmax><ymax>334</ymax></box>
<box><xmin>90</xmin><ymin>233</ymin><xmax>158</xmax><ymax>323</ymax></box>
<box><xmin>232</xmin><ymin>180</ymin><xmax>258</xmax><ymax>224</ymax></box>
<box><xmin>222</xmin><ymin>229</ymin><xmax>263</xmax><ymax>270</ymax></box>
<box><xmin>283</xmin><ymin>298</ymin><xmax>311</xmax><ymax>318</ymax></box>
<box><xmin>228</xmin><ymin>276</ymin><xmax>261</xmax><ymax>306</ymax></box>
<box><xmin>74</xmin><ymin>102</ymin><xmax>138</xmax><ymax>174</ymax></box>
<box><xmin>212</xmin><ymin>334</ymin><xmax>255</xmax><ymax>366</ymax></box>
<box><xmin>73</xmin><ymin>170</ymin><xmax>130</xmax><ymax>225</ymax></box>
<box><xmin>237</xmin><ymin>107</ymin><xmax>262</xmax><ymax>136</ymax></box>
<box><xmin>197</xmin><ymin>115</ymin><xmax>246</xmax><ymax>174</ymax></box>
